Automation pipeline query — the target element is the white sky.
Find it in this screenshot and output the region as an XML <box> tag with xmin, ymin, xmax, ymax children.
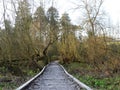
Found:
<box><xmin>0</xmin><ymin>0</ymin><xmax>120</xmax><ymax>25</ymax></box>
<box><xmin>57</xmin><ymin>0</ymin><xmax>120</xmax><ymax>25</ymax></box>
<box><xmin>34</xmin><ymin>0</ymin><xmax>120</xmax><ymax>25</ymax></box>
<box><xmin>104</xmin><ymin>0</ymin><xmax>120</xmax><ymax>24</ymax></box>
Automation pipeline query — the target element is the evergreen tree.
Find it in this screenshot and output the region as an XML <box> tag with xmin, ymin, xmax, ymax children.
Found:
<box><xmin>4</xmin><ymin>20</ymin><xmax>12</xmax><ymax>34</ymax></box>
<box><xmin>34</xmin><ymin>6</ymin><xmax>46</xmax><ymax>23</ymax></box>
<box><xmin>33</xmin><ymin>6</ymin><xmax>47</xmax><ymax>41</ymax></box>
<box><xmin>47</xmin><ymin>6</ymin><xmax>59</xmax><ymax>40</ymax></box>
<box><xmin>60</xmin><ymin>13</ymin><xmax>71</xmax><ymax>37</ymax></box>
<box><xmin>61</xmin><ymin>13</ymin><xmax>71</xmax><ymax>31</ymax></box>
<box><xmin>58</xmin><ymin>13</ymin><xmax>80</xmax><ymax>63</ymax></box>
<box><xmin>15</xmin><ymin>0</ymin><xmax>31</xmax><ymax>31</ymax></box>
<box><xmin>14</xmin><ymin>0</ymin><xmax>33</xmax><ymax>59</ymax></box>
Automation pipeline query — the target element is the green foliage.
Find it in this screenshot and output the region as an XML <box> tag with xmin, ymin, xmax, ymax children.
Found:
<box><xmin>61</xmin><ymin>13</ymin><xmax>71</xmax><ymax>32</ymax></box>
<box><xmin>46</xmin><ymin>6</ymin><xmax>59</xmax><ymax>41</ymax></box>
<box><xmin>79</xmin><ymin>76</ymin><xmax>107</xmax><ymax>88</ymax></box>
<box><xmin>109</xmin><ymin>44</ymin><xmax>120</xmax><ymax>55</ymax></box>
<box><xmin>0</xmin><ymin>1</ymin><xmax>120</xmax><ymax>89</ymax></box>
<box><xmin>47</xmin><ymin>6</ymin><xmax>59</xmax><ymax>23</ymax></box>
<box><xmin>27</xmin><ymin>70</ymin><xmax>37</xmax><ymax>76</ymax></box>
<box><xmin>65</xmin><ymin>62</ymin><xmax>120</xmax><ymax>90</ymax></box>
<box><xmin>0</xmin><ymin>83</ymin><xmax>17</xmax><ymax>90</ymax></box>
<box><xmin>15</xmin><ymin>0</ymin><xmax>31</xmax><ymax>28</ymax></box>
<box><xmin>78</xmin><ymin>76</ymin><xmax>120</xmax><ymax>90</ymax></box>
<box><xmin>0</xmin><ymin>67</ymin><xmax>8</xmax><ymax>74</ymax></box>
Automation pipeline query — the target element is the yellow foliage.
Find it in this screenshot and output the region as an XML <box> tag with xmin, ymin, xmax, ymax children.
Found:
<box><xmin>84</xmin><ymin>36</ymin><xmax>107</xmax><ymax>63</ymax></box>
<box><xmin>58</xmin><ymin>33</ymin><xmax>80</xmax><ymax>63</ymax></box>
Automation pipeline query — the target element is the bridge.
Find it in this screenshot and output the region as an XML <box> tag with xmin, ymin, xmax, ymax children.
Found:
<box><xmin>16</xmin><ymin>61</ymin><xmax>92</xmax><ymax>90</ymax></box>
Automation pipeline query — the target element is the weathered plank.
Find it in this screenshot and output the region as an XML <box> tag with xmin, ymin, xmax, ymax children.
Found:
<box><xmin>16</xmin><ymin>62</ymin><xmax>92</xmax><ymax>90</ymax></box>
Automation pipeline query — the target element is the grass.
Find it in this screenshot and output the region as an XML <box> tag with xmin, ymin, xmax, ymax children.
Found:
<box><xmin>0</xmin><ymin>68</ymin><xmax>38</xmax><ymax>90</ymax></box>
<box><xmin>64</xmin><ymin>62</ymin><xmax>120</xmax><ymax>90</ymax></box>
<box><xmin>0</xmin><ymin>83</ymin><xmax>17</xmax><ymax>90</ymax></box>
<box><xmin>0</xmin><ymin>62</ymin><xmax>120</xmax><ymax>90</ymax></box>
<box><xmin>77</xmin><ymin>75</ymin><xmax>120</xmax><ymax>90</ymax></box>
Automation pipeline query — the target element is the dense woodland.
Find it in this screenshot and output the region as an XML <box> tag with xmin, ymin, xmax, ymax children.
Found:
<box><xmin>0</xmin><ymin>0</ymin><xmax>120</xmax><ymax>89</ymax></box>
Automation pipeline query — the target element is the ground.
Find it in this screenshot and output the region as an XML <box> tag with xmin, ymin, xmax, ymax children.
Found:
<box><xmin>0</xmin><ymin>62</ymin><xmax>120</xmax><ymax>90</ymax></box>
<box><xmin>64</xmin><ymin>62</ymin><xmax>120</xmax><ymax>90</ymax></box>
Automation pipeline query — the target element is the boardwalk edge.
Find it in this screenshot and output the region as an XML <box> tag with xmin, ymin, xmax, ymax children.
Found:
<box><xmin>60</xmin><ymin>65</ymin><xmax>93</xmax><ymax>90</ymax></box>
<box><xmin>16</xmin><ymin>66</ymin><xmax>46</xmax><ymax>90</ymax></box>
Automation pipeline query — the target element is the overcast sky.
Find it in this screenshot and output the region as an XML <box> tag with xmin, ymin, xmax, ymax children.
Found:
<box><xmin>104</xmin><ymin>0</ymin><xmax>120</xmax><ymax>24</ymax></box>
<box><xmin>58</xmin><ymin>0</ymin><xmax>120</xmax><ymax>25</ymax></box>
<box><xmin>34</xmin><ymin>0</ymin><xmax>120</xmax><ymax>25</ymax></box>
<box><xmin>0</xmin><ymin>0</ymin><xmax>120</xmax><ymax>25</ymax></box>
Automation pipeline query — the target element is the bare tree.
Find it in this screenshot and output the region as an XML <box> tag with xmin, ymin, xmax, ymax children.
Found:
<box><xmin>72</xmin><ymin>0</ymin><xmax>108</xmax><ymax>68</ymax></box>
<box><xmin>75</xmin><ymin>0</ymin><xmax>104</xmax><ymax>37</ymax></box>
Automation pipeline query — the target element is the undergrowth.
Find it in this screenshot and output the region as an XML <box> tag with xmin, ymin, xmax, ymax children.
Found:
<box><xmin>64</xmin><ymin>62</ymin><xmax>120</xmax><ymax>90</ymax></box>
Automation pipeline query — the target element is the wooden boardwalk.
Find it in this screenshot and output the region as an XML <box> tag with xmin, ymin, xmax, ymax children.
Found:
<box><xmin>16</xmin><ymin>62</ymin><xmax>92</xmax><ymax>90</ymax></box>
